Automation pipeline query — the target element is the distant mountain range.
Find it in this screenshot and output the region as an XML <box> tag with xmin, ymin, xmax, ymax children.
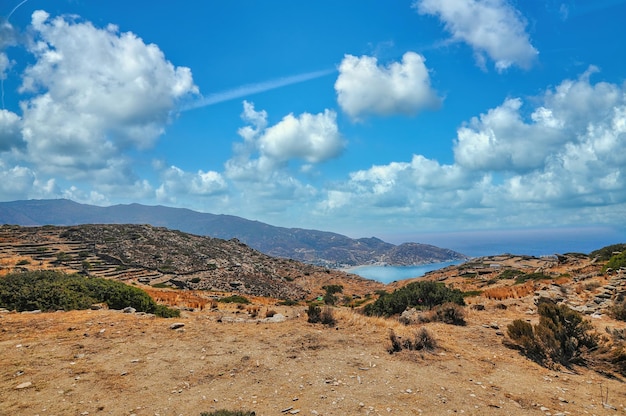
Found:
<box><xmin>0</xmin><ymin>199</ymin><xmax>466</xmax><ymax>267</ymax></box>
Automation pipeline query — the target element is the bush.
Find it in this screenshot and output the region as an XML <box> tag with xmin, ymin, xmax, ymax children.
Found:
<box><xmin>364</xmin><ymin>280</ymin><xmax>465</xmax><ymax>317</ymax></box>
<box><xmin>433</xmin><ymin>302</ymin><xmax>466</xmax><ymax>325</ymax></box>
<box><xmin>322</xmin><ymin>284</ymin><xmax>343</xmax><ymax>305</ymax></box>
<box><xmin>388</xmin><ymin>328</ymin><xmax>437</xmax><ymax>354</ymax></box>
<box><xmin>610</xmin><ymin>297</ymin><xmax>626</xmax><ymax>321</ymax></box>
<box><xmin>590</xmin><ymin>244</ymin><xmax>626</xmax><ymax>261</ymax></box>
<box><xmin>499</xmin><ymin>269</ymin><xmax>525</xmax><ymax>280</ymax></box>
<box><xmin>514</xmin><ymin>272</ymin><xmax>551</xmax><ymax>284</ymax></box>
<box><xmin>507</xmin><ymin>300</ymin><xmax>597</xmax><ymax>367</ymax></box>
<box><xmin>307</xmin><ymin>305</ymin><xmax>335</xmax><ymax>326</ymax></box>
<box><xmin>603</xmin><ymin>251</ymin><xmax>626</xmax><ymax>273</ymax></box>
<box><xmin>218</xmin><ymin>295</ymin><xmax>250</xmax><ymax>304</ymax></box>
<box><xmin>0</xmin><ymin>270</ymin><xmax>179</xmax><ymax>318</ymax></box>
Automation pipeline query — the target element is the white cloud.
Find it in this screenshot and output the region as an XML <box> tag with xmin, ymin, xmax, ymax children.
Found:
<box><xmin>320</xmin><ymin>70</ymin><xmax>626</xmax><ymax>231</ymax></box>
<box><xmin>226</xmin><ymin>101</ymin><xmax>344</xmax><ymax>180</ymax></box>
<box><xmin>260</xmin><ymin>110</ymin><xmax>343</xmax><ymax>163</ymax></box>
<box><xmin>156</xmin><ymin>166</ymin><xmax>227</xmax><ymax>203</ymax></box>
<box><xmin>0</xmin><ymin>109</ymin><xmax>23</xmax><ymax>151</ymax></box>
<box><xmin>414</xmin><ymin>0</ymin><xmax>538</xmax><ymax>71</ymax></box>
<box><xmin>17</xmin><ymin>10</ymin><xmax>197</xmax><ymax>178</ymax></box>
<box><xmin>454</xmin><ymin>69</ymin><xmax>625</xmax><ymax>173</ymax></box>
<box><xmin>335</xmin><ymin>52</ymin><xmax>441</xmax><ymax>119</ymax></box>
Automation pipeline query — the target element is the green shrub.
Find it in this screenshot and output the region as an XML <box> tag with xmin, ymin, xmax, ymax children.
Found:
<box><xmin>603</xmin><ymin>251</ymin><xmax>626</xmax><ymax>273</ymax></box>
<box><xmin>514</xmin><ymin>272</ymin><xmax>551</xmax><ymax>284</ymax></box>
<box><xmin>590</xmin><ymin>244</ymin><xmax>626</xmax><ymax>261</ymax></box>
<box><xmin>322</xmin><ymin>284</ymin><xmax>343</xmax><ymax>305</ymax></box>
<box><xmin>499</xmin><ymin>269</ymin><xmax>525</xmax><ymax>280</ymax></box>
<box><xmin>507</xmin><ymin>301</ymin><xmax>597</xmax><ymax>367</ymax></box>
<box><xmin>364</xmin><ymin>280</ymin><xmax>465</xmax><ymax>317</ymax></box>
<box><xmin>0</xmin><ymin>270</ymin><xmax>179</xmax><ymax>318</ymax></box>
<box><xmin>218</xmin><ymin>295</ymin><xmax>250</xmax><ymax>304</ymax></box>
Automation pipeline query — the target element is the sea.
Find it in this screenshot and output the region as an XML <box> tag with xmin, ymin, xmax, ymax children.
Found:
<box><xmin>345</xmin><ymin>260</ymin><xmax>464</xmax><ymax>284</ymax></box>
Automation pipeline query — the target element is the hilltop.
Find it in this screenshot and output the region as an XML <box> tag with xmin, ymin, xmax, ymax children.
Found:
<box><xmin>1</xmin><ymin>225</ymin><xmax>626</xmax><ymax>415</ymax></box>
<box><xmin>0</xmin><ymin>199</ymin><xmax>466</xmax><ymax>267</ymax></box>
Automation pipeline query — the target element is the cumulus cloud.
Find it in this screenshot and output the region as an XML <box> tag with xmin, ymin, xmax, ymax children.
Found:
<box><xmin>320</xmin><ymin>70</ymin><xmax>626</xmax><ymax>229</ymax></box>
<box><xmin>226</xmin><ymin>101</ymin><xmax>344</xmax><ymax>180</ymax></box>
<box><xmin>414</xmin><ymin>0</ymin><xmax>538</xmax><ymax>71</ymax></box>
<box><xmin>454</xmin><ymin>68</ymin><xmax>625</xmax><ymax>173</ymax></box>
<box><xmin>156</xmin><ymin>166</ymin><xmax>227</xmax><ymax>204</ymax></box>
<box><xmin>18</xmin><ymin>10</ymin><xmax>197</xmax><ymax>178</ymax></box>
<box><xmin>335</xmin><ymin>52</ymin><xmax>441</xmax><ymax>119</ymax></box>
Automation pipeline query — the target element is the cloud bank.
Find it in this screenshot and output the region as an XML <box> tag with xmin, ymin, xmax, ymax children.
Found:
<box><xmin>320</xmin><ymin>70</ymin><xmax>626</xmax><ymax>230</ymax></box>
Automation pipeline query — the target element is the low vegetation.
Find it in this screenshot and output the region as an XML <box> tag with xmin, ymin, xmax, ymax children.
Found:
<box><xmin>603</xmin><ymin>250</ymin><xmax>626</xmax><ymax>273</ymax></box>
<box><xmin>364</xmin><ymin>280</ymin><xmax>465</xmax><ymax>317</ymax></box>
<box><xmin>388</xmin><ymin>328</ymin><xmax>437</xmax><ymax>354</ymax></box>
<box><xmin>218</xmin><ymin>295</ymin><xmax>250</xmax><ymax>304</ymax></box>
<box><xmin>507</xmin><ymin>300</ymin><xmax>597</xmax><ymax>367</ymax></box>
<box><xmin>590</xmin><ymin>243</ymin><xmax>626</xmax><ymax>261</ymax></box>
<box><xmin>306</xmin><ymin>304</ymin><xmax>336</xmax><ymax>326</ymax></box>
<box><xmin>611</xmin><ymin>296</ymin><xmax>626</xmax><ymax>322</ymax></box>
<box><xmin>0</xmin><ymin>270</ymin><xmax>180</xmax><ymax>317</ymax></box>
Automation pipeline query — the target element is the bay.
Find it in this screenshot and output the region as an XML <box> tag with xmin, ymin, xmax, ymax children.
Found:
<box><xmin>345</xmin><ymin>260</ymin><xmax>464</xmax><ymax>284</ymax></box>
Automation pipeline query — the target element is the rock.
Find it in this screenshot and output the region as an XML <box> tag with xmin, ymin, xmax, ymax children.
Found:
<box><xmin>15</xmin><ymin>381</ymin><xmax>32</xmax><ymax>389</ymax></box>
<box><xmin>264</xmin><ymin>313</ymin><xmax>286</xmax><ymax>323</ymax></box>
<box><xmin>169</xmin><ymin>323</ymin><xmax>185</xmax><ymax>330</ymax></box>
<box><xmin>122</xmin><ymin>306</ymin><xmax>136</xmax><ymax>313</ymax></box>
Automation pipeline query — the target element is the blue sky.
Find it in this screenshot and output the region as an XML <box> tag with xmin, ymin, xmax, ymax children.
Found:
<box><xmin>1</xmin><ymin>0</ymin><xmax>625</xmax><ymax>252</ymax></box>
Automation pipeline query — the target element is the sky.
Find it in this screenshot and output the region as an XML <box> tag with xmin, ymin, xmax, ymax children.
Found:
<box><xmin>1</xmin><ymin>0</ymin><xmax>625</xmax><ymax>253</ymax></box>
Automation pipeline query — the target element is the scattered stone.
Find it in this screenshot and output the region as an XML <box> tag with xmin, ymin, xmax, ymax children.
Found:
<box><xmin>15</xmin><ymin>381</ymin><xmax>32</xmax><ymax>389</ymax></box>
<box><xmin>169</xmin><ymin>323</ymin><xmax>185</xmax><ymax>330</ymax></box>
<box><xmin>122</xmin><ymin>307</ymin><xmax>136</xmax><ymax>314</ymax></box>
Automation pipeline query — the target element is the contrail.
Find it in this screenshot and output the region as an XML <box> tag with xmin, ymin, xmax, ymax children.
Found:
<box><xmin>181</xmin><ymin>68</ymin><xmax>336</xmax><ymax>112</ymax></box>
<box><xmin>7</xmin><ymin>0</ymin><xmax>29</xmax><ymax>21</ymax></box>
<box><xmin>2</xmin><ymin>0</ymin><xmax>29</xmax><ymax>109</ymax></box>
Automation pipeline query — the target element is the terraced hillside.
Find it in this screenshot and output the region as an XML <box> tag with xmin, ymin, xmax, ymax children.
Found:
<box><xmin>0</xmin><ymin>224</ymin><xmax>384</xmax><ymax>300</ymax></box>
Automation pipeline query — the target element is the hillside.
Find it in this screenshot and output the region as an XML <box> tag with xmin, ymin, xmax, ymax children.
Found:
<box><xmin>0</xmin><ymin>224</ymin><xmax>383</xmax><ymax>300</ymax></box>
<box><xmin>1</xmin><ymin>242</ymin><xmax>626</xmax><ymax>415</ymax></box>
<box><xmin>0</xmin><ymin>199</ymin><xmax>467</xmax><ymax>267</ymax></box>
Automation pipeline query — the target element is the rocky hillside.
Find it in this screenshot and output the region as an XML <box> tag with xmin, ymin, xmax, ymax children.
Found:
<box><xmin>0</xmin><ymin>199</ymin><xmax>467</xmax><ymax>267</ymax></box>
<box><xmin>0</xmin><ymin>224</ymin><xmax>384</xmax><ymax>300</ymax></box>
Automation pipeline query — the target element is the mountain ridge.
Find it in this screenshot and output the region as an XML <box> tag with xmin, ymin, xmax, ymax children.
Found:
<box><xmin>0</xmin><ymin>199</ymin><xmax>466</xmax><ymax>267</ymax></box>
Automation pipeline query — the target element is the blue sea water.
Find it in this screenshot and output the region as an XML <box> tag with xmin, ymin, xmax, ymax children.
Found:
<box><xmin>345</xmin><ymin>260</ymin><xmax>464</xmax><ymax>284</ymax></box>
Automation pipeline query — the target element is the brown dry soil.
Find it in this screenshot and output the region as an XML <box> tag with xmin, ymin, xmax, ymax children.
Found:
<box><xmin>1</xmin><ymin>300</ymin><xmax>625</xmax><ymax>416</ymax></box>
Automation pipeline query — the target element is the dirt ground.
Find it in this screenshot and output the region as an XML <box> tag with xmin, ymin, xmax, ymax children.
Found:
<box><xmin>1</xmin><ymin>301</ymin><xmax>625</xmax><ymax>416</ymax></box>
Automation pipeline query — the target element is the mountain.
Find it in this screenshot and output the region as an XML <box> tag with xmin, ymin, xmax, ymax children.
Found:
<box><xmin>0</xmin><ymin>199</ymin><xmax>466</xmax><ymax>267</ymax></box>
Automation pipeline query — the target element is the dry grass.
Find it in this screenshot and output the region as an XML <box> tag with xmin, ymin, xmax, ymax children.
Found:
<box><xmin>483</xmin><ymin>281</ymin><xmax>536</xmax><ymax>300</ymax></box>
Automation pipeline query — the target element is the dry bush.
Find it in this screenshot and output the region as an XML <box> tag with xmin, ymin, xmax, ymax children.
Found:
<box><xmin>247</xmin><ymin>306</ymin><xmax>260</xmax><ymax>317</ymax></box>
<box><xmin>307</xmin><ymin>305</ymin><xmax>336</xmax><ymax>326</ymax></box>
<box><xmin>388</xmin><ymin>328</ymin><xmax>437</xmax><ymax>354</ymax></box>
